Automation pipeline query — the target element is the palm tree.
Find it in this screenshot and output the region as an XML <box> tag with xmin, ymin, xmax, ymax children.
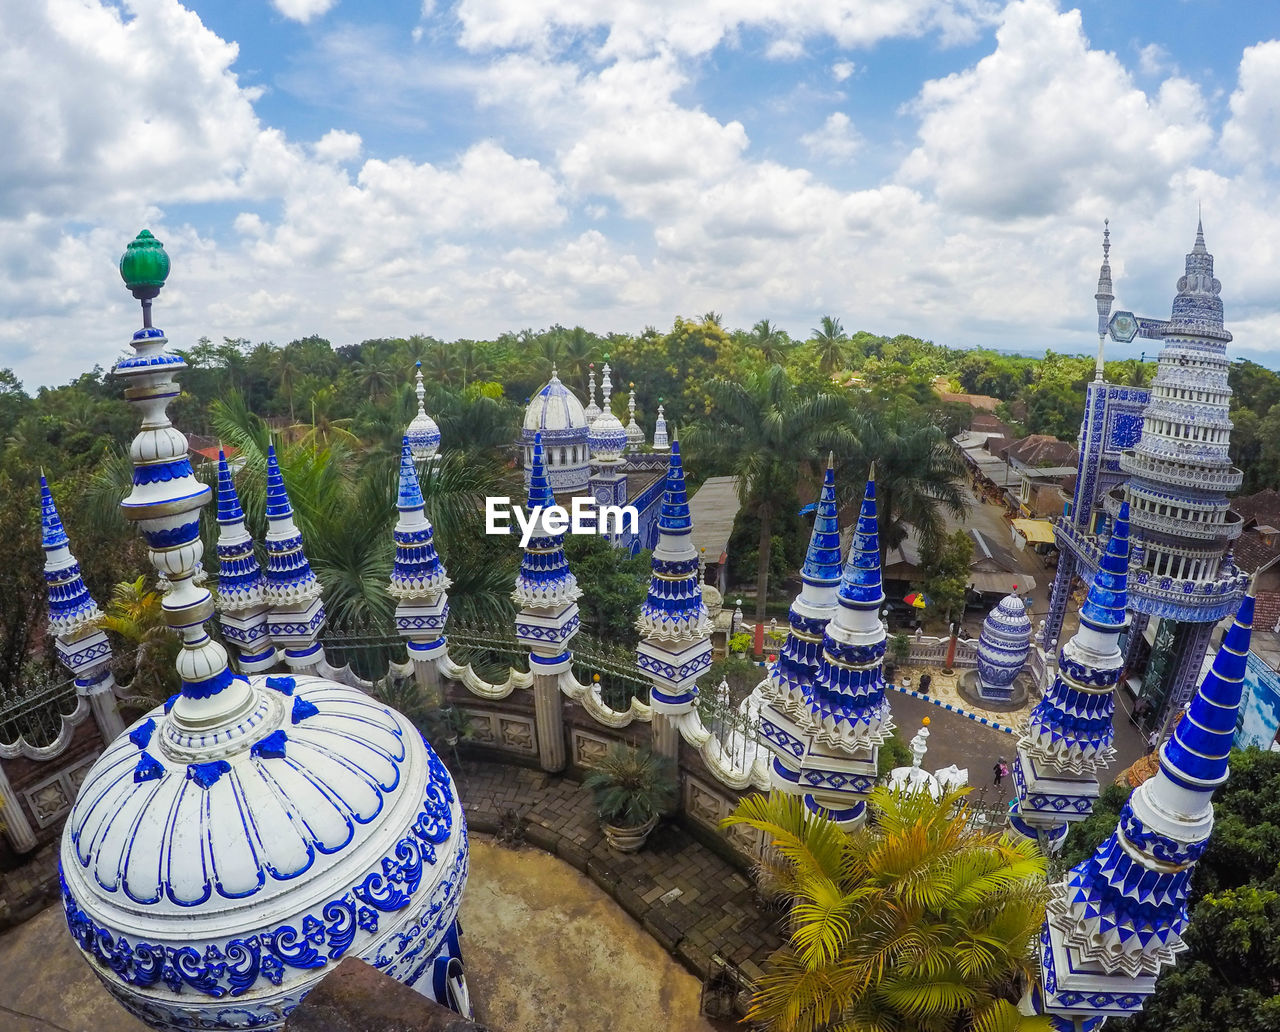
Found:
<box><xmin>723</xmin><ymin>787</ymin><xmax>1051</xmax><ymax>1032</ymax></box>
<box><xmin>353</xmin><ymin>354</ymin><xmax>395</xmax><ymax>404</ymax></box>
<box><xmin>100</xmin><ymin>576</ymin><xmax>180</xmax><ymax>705</ymax></box>
<box><xmin>752</xmin><ymin>319</ymin><xmax>792</xmax><ymax>365</ymax></box>
<box><xmin>276</xmin><ymin>345</ymin><xmax>302</xmax><ymax>423</ymax></box>
<box><xmin>857</xmin><ymin>413</ymin><xmax>969</xmax><ymax>573</ymax></box>
<box><xmin>686</xmin><ymin>366</ymin><xmax>858</xmax><ymax>626</ymax></box>
<box><xmin>561</xmin><ymin>326</ymin><xmax>597</xmax><ymax>393</ymax></box>
<box><xmin>810</xmin><ymin>315</ymin><xmax>849</xmax><ymax>377</ymax></box>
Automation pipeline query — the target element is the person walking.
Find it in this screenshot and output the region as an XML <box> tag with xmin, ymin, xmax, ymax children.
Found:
<box><xmin>1146</xmin><ymin>729</ymin><xmax>1159</xmax><ymax>756</ymax></box>
<box><xmin>993</xmin><ymin>758</ymin><xmax>1007</xmax><ymax>787</ymax></box>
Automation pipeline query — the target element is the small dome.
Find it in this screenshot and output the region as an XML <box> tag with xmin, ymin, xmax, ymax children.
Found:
<box><xmin>701</xmin><ymin>582</ymin><xmax>723</xmax><ymax>618</ymax></box>
<box><xmin>588</xmin><ymin>409</ymin><xmax>628</xmax><ymax>463</ymax></box>
<box><xmin>522</xmin><ymin>372</ymin><xmax>589</xmax><ymax>442</ymax></box>
<box><xmin>407</xmin><ymin>409</ymin><xmax>441</xmax><ymax>462</ymax></box>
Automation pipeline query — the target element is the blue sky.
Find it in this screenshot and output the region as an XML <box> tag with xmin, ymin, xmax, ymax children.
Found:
<box><xmin>4</xmin><ymin>0</ymin><xmax>1280</xmax><ymax>388</ymax></box>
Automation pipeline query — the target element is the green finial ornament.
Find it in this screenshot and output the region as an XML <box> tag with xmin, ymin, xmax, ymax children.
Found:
<box><xmin>120</xmin><ymin>229</ymin><xmax>170</xmax><ymax>306</ymax></box>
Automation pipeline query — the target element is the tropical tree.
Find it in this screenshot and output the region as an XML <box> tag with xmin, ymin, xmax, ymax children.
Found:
<box><xmin>100</xmin><ymin>575</ymin><xmax>180</xmax><ymax>704</ymax></box>
<box><xmin>752</xmin><ymin>319</ymin><xmax>793</xmax><ymax>366</ymax></box>
<box><xmin>686</xmin><ymin>366</ymin><xmax>858</xmax><ymax>625</ymax></box>
<box><xmin>856</xmin><ymin>413</ymin><xmax>969</xmax><ymax>573</ymax></box>
<box><xmin>724</xmin><ymin>787</ymin><xmax>1051</xmax><ymax>1032</ymax></box>
<box><xmin>810</xmin><ymin>315</ymin><xmax>850</xmax><ymax>377</ymax></box>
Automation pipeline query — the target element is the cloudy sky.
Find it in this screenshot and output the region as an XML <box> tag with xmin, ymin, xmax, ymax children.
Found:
<box><xmin>4</xmin><ymin>0</ymin><xmax>1280</xmax><ymax>388</ymax></box>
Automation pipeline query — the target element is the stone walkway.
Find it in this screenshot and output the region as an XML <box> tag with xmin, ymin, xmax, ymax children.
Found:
<box><xmin>454</xmin><ymin>761</ymin><xmax>784</xmax><ymax>984</ymax></box>
<box><xmin>0</xmin><ymin>840</ymin><xmax>60</xmax><ymax>929</ymax></box>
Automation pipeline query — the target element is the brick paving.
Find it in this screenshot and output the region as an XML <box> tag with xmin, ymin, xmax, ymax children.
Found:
<box><xmin>0</xmin><ymin>839</ymin><xmax>60</xmax><ymax>929</ymax></box>
<box><xmin>454</xmin><ymin>760</ymin><xmax>785</xmax><ymax>985</ymax></box>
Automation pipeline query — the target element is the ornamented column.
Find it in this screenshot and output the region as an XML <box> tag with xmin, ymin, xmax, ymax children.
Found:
<box><xmin>262</xmin><ymin>444</ymin><xmax>326</xmax><ymax>673</ymax></box>
<box><xmin>625</xmin><ymin>383</ymin><xmax>645</xmax><ymax>448</ymax></box>
<box><xmin>388</xmin><ymin>437</ymin><xmax>451</xmax><ymax>697</ymax></box>
<box><xmin>757</xmin><ymin>456</ymin><xmax>842</xmax><ymax>791</ymax></box>
<box><xmin>652</xmin><ymin>400</ymin><xmax>669</xmax><ymax>451</ymax></box>
<box><xmin>405</xmin><ymin>362</ymin><xmax>442</xmax><ymax>465</ymax></box>
<box><xmin>796</xmin><ymin>469</ymin><xmax>894</xmax><ymax>827</ymax></box>
<box><xmin>114</xmin><ymin>228</ymin><xmax>253</xmax><ymax>730</ymax></box>
<box><xmin>40</xmin><ymin>476</ymin><xmax>124</xmax><ymax>746</ymax></box>
<box><xmin>213</xmin><ymin>450</ymin><xmax>278</xmax><ymax>674</ymax></box>
<box><xmin>513</xmin><ymin>433</ymin><xmax>581</xmax><ymax>773</ymax></box>
<box><xmin>1011</xmin><ymin>503</ymin><xmax>1132</xmax><ymax>853</ymax></box>
<box><xmin>637</xmin><ymin>436</ymin><xmax>711</xmax><ymax>760</ymax></box>
<box><xmin>584</xmin><ymin>362</ymin><xmax>601</xmax><ymax>427</ymax></box>
<box><xmin>1030</xmin><ymin>585</ymin><xmax>1258</xmax><ymax>1030</ymax></box>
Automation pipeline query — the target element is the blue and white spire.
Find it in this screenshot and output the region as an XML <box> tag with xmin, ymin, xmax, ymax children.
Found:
<box><xmin>41</xmin><ymin>476</ymin><xmax>120</xmax><ymax>733</ymax></box>
<box><xmin>787</xmin><ymin>468</ymin><xmax>894</xmax><ymax>826</ymax></box>
<box><xmin>584</xmin><ymin>362</ymin><xmax>602</xmax><ymax>426</ymax></box>
<box><xmin>757</xmin><ymin>456</ymin><xmax>844</xmax><ymax>793</ymax></box>
<box><xmin>1012</xmin><ymin>503</ymin><xmax>1132</xmax><ymax>851</ymax></box>
<box><xmin>405</xmin><ymin>362</ymin><xmax>441</xmax><ymax>464</ymax></box>
<box><xmin>1094</xmin><ymin>219</ymin><xmax>1114</xmax><ymax>381</ymax></box>
<box><xmin>263</xmin><ymin>443</ymin><xmax>326</xmax><ymax>670</ymax></box>
<box><xmin>1034</xmin><ymin>586</ymin><xmax>1257</xmax><ymax>1028</ymax></box>
<box><xmin>975</xmin><ymin>594</ymin><xmax>1032</xmax><ymax>702</ymax></box>
<box><xmin>514</xmin><ymin>432</ymin><xmax>581</xmax><ymax>672</ymax></box>
<box><xmin>213</xmin><ymin>450</ymin><xmax>277</xmax><ymax>674</ymax></box>
<box><xmin>638</xmin><ymin>435</ymin><xmax>711</xmax><ymax>714</ymax></box>
<box><xmin>390</xmin><ymin>435</ymin><xmax>452</xmax><ymax>663</ymax></box>
<box><xmin>625</xmin><ymin>383</ymin><xmax>645</xmax><ymax>448</ymax></box>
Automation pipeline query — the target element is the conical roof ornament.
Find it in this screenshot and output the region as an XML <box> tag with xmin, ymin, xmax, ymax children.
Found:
<box><xmin>213</xmin><ymin>449</ymin><xmax>277</xmax><ymax>673</ymax></box>
<box><xmin>513</xmin><ymin>432</ymin><xmax>582</xmax><ymax>610</ymax></box>
<box><xmin>625</xmin><ymin>383</ymin><xmax>644</xmax><ymax>447</ymax></box>
<box><xmin>1038</xmin><ymin>586</ymin><xmax>1257</xmax><ymax>1026</ymax></box>
<box><xmin>40</xmin><ymin>474</ymin><xmax>107</xmax><ymax>645</ymax></box>
<box><xmin>406</xmin><ymin>361</ymin><xmax>441</xmax><ymax>463</ymax></box>
<box><xmin>263</xmin><ymin>442</ymin><xmax>327</xmax><ymax>669</ymax></box>
<box><xmin>653</xmin><ymin>399</ymin><xmax>669</xmax><ymax>451</ymax></box>
<box><xmin>600</xmin><ymin>357</ymin><xmax>613</xmax><ymax>409</ymax></box>
<box><xmin>584</xmin><ymin>363</ymin><xmax>601</xmax><ymax>425</ymax></box>
<box><xmin>391</xmin><ymin>436</ymin><xmax>452</xmax><ymax>661</ymax></box>
<box><xmin>638</xmin><ymin>432</ymin><xmax>711</xmax><ymax>713</ymax></box>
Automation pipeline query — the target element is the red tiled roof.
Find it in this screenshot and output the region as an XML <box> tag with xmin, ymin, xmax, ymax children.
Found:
<box><xmin>996</xmin><ymin>434</ymin><xmax>1078</xmax><ymax>469</ymax></box>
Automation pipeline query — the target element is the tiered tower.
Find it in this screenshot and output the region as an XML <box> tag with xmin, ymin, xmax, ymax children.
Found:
<box><xmin>1011</xmin><ymin>504</ymin><xmax>1132</xmax><ymax>852</ymax></box>
<box><xmin>1031</xmin><ymin>585</ymin><xmax>1257</xmax><ymax>1029</ymax></box>
<box><xmin>652</xmin><ymin>401</ymin><xmax>669</xmax><ymax>451</ymax></box>
<box><xmin>760</xmin><ymin>468</ymin><xmax>892</xmax><ymax>827</ymax></box>
<box><xmin>584</xmin><ymin>362</ymin><xmax>601</xmax><ymax>426</ymax></box>
<box><xmin>625</xmin><ymin>384</ymin><xmax>645</xmax><ymax>448</ymax></box>
<box><xmin>975</xmin><ymin>594</ymin><xmax>1032</xmax><ymax>702</ymax></box>
<box><xmin>638</xmin><ymin>437</ymin><xmax>712</xmax><ymax>759</ymax></box>
<box><xmin>214</xmin><ymin>451</ymin><xmax>278</xmax><ymax>674</ymax></box>
<box><xmin>59</xmin><ymin>231</ymin><xmax>472</xmax><ymax>1030</ymax></box>
<box><xmin>757</xmin><ymin>457</ymin><xmax>842</xmax><ymax>790</ymax></box>
<box><xmin>262</xmin><ymin>444</ymin><xmax>326</xmax><ymax>672</ymax></box>
<box><xmin>389</xmin><ymin>436</ymin><xmax>452</xmax><ymax>675</ymax></box>
<box><xmin>1045</xmin><ymin>222</ymin><xmax>1247</xmax><ymax>725</ymax></box>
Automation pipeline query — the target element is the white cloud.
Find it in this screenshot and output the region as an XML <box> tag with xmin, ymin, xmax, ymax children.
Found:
<box><xmin>832</xmin><ymin>60</ymin><xmax>856</xmax><ymax>81</ymax></box>
<box><xmin>313</xmin><ymin>129</ymin><xmax>363</xmax><ymax>162</ymax></box>
<box><xmin>454</xmin><ymin>0</ymin><xmax>999</xmax><ymax>58</ymax></box>
<box><xmin>766</xmin><ymin>38</ymin><xmax>806</xmax><ymax>61</ymax></box>
<box><xmin>1137</xmin><ymin>42</ymin><xmax>1171</xmax><ymax>77</ymax></box>
<box><xmin>801</xmin><ymin>112</ymin><xmax>860</xmax><ymax>160</ymax></box>
<box><xmin>899</xmin><ymin>0</ymin><xmax>1211</xmax><ymax>217</ymax></box>
<box><xmin>1222</xmin><ymin>40</ymin><xmax>1280</xmax><ymax>168</ymax></box>
<box><xmin>271</xmin><ymin>0</ymin><xmax>338</xmax><ymax>24</ymax></box>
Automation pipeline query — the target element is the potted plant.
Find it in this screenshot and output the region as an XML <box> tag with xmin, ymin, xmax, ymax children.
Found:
<box><xmin>583</xmin><ymin>743</ymin><xmax>678</xmax><ymax>852</ymax></box>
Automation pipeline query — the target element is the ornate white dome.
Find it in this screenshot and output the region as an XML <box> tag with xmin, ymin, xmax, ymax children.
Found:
<box><xmin>61</xmin><ymin>673</ymin><xmax>467</xmax><ymax>1030</ymax></box>
<box><xmin>406</xmin><ymin>363</ymin><xmax>441</xmax><ymax>463</ymax></box>
<box><xmin>522</xmin><ymin>371</ymin><xmax>589</xmax><ymax>442</ymax></box>
<box><xmin>588</xmin><ymin>409</ymin><xmax>628</xmax><ymax>464</ymax></box>
<box><xmin>701</xmin><ymin>582</ymin><xmax>723</xmax><ymax>619</ymax></box>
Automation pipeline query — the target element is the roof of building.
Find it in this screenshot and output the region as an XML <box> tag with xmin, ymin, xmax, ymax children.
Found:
<box><xmin>688</xmin><ymin>475</ymin><xmax>741</xmax><ymax>563</ymax></box>
<box><xmin>996</xmin><ymin>434</ymin><xmax>1079</xmax><ymax>469</ymax></box>
<box><xmin>522</xmin><ymin>371</ymin><xmax>589</xmax><ymax>438</ymax></box>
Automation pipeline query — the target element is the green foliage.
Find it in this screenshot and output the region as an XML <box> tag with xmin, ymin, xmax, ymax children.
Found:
<box><xmin>888</xmin><ymin>633</ymin><xmax>913</xmax><ymax>669</ymax></box>
<box><xmin>582</xmin><ymin>743</ymin><xmax>678</xmax><ymax>827</ymax></box>
<box><xmin>563</xmin><ymin>534</ymin><xmax>651</xmax><ymax>649</ymax></box>
<box><xmin>876</xmin><ymin>732</ymin><xmax>913</xmax><ymax>777</ymax></box>
<box><xmin>723</xmin><ymin>786</ymin><xmax>1051</xmax><ymax>1032</ymax></box>
<box><xmin>917</xmin><ymin>529</ymin><xmax>974</xmax><ymax>622</ymax></box>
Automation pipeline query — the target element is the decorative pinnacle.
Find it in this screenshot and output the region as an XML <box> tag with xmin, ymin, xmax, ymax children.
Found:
<box><xmin>527</xmin><ymin>432</ymin><xmax>555</xmax><ymax>510</ymax></box>
<box><xmin>397</xmin><ymin>436</ymin><xmax>425</xmax><ymax>511</ymax></box>
<box><xmin>40</xmin><ymin>474</ymin><xmax>69</xmax><ymax>550</ymax></box>
<box><xmin>216</xmin><ymin>450</ymin><xmax>246</xmax><ymax>525</ymax></box>
<box><xmin>1193</xmin><ymin>210</ymin><xmax>1207</xmax><ymax>254</ymax></box>
<box><xmin>1103</xmin><ymin>218</ymin><xmax>1110</xmax><ymax>262</ymax></box>
<box><xmin>265</xmin><ymin>444</ymin><xmax>294</xmax><ymax>521</ymax></box>
<box><xmin>1079</xmin><ymin>501</ymin><xmax>1131</xmax><ymax>632</ymax></box>
<box><xmin>119</xmin><ymin>230</ymin><xmax>170</xmax><ymax>326</ymax></box>
<box><xmin>837</xmin><ymin>471</ymin><xmax>884</xmax><ymax>609</ymax></box>
<box><xmin>657</xmin><ymin>434</ymin><xmax>692</xmax><ymax>536</ymax></box>
<box><xmin>801</xmin><ymin>454</ymin><xmax>842</xmax><ymax>586</ymax></box>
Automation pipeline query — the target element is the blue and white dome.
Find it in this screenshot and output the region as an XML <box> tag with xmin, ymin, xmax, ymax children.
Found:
<box><xmin>588</xmin><ymin>407</ymin><xmax>628</xmax><ymax>464</ymax></box>
<box><xmin>62</xmin><ymin>674</ymin><xmax>467</xmax><ymax>1030</ymax></box>
<box><xmin>522</xmin><ymin>370</ymin><xmax>589</xmax><ymax>493</ymax></box>
<box><xmin>976</xmin><ymin>593</ymin><xmax>1032</xmax><ymax>702</ymax></box>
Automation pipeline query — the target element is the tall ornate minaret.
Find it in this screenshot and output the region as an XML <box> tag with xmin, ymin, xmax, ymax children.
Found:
<box><xmin>584</xmin><ymin>362</ymin><xmax>601</xmax><ymax>426</ymax></box>
<box><xmin>638</xmin><ymin>435</ymin><xmax>712</xmax><ymax>759</ymax></box>
<box><xmin>214</xmin><ymin>450</ymin><xmax>278</xmax><ymax>674</ymax></box>
<box><xmin>1115</xmin><ymin>220</ymin><xmax>1245</xmax><ymax>716</ymax></box>
<box><xmin>652</xmin><ymin>400</ymin><xmax>669</xmax><ymax>451</ymax></box>
<box><xmin>1093</xmin><ymin>219</ymin><xmax>1114</xmax><ymax>381</ymax></box>
<box><xmin>1011</xmin><ymin>503</ymin><xmax>1131</xmax><ymax>852</ymax></box>
<box><xmin>1031</xmin><ymin>585</ymin><xmax>1257</xmax><ymax>1030</ymax></box>
<box><xmin>758</xmin><ymin>456</ymin><xmax>842</xmax><ymax>790</ymax></box>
